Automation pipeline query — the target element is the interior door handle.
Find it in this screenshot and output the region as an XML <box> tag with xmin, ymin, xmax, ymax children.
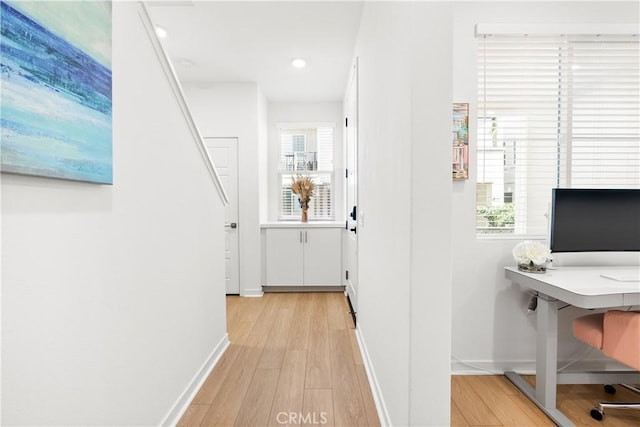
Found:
<box><xmin>225</xmin><ymin>222</ymin><xmax>237</xmax><ymax>229</ymax></box>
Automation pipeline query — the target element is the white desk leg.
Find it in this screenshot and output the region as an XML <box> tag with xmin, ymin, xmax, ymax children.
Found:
<box><xmin>505</xmin><ymin>293</ymin><xmax>574</xmax><ymax>426</ymax></box>
<box><xmin>536</xmin><ymin>296</ymin><xmax>558</xmax><ymax>407</ymax></box>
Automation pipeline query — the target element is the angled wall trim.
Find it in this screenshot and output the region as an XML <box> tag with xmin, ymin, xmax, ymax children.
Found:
<box><xmin>137</xmin><ymin>1</ymin><xmax>228</xmax><ymax>205</ymax></box>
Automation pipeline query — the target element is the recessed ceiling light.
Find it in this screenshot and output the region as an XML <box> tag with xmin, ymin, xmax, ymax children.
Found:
<box><xmin>291</xmin><ymin>58</ymin><xmax>306</xmax><ymax>68</ymax></box>
<box><xmin>155</xmin><ymin>26</ymin><xmax>167</xmax><ymax>39</ymax></box>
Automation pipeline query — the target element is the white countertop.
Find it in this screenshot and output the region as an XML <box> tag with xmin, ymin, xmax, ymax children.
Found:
<box><xmin>260</xmin><ymin>221</ymin><xmax>345</xmax><ymax>229</ymax></box>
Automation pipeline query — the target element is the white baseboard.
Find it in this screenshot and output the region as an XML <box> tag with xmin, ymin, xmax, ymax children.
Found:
<box><xmin>161</xmin><ymin>334</ymin><xmax>230</xmax><ymax>426</ymax></box>
<box><xmin>346</xmin><ymin>282</ymin><xmax>357</xmax><ymax>305</ymax></box>
<box><xmin>242</xmin><ymin>288</ymin><xmax>264</xmax><ymax>297</ymax></box>
<box><xmin>355</xmin><ymin>327</ymin><xmax>392</xmax><ymax>427</ymax></box>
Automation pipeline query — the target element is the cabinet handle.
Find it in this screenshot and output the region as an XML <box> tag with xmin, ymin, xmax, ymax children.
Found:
<box><xmin>300</xmin><ymin>230</ymin><xmax>303</xmax><ymax>243</ymax></box>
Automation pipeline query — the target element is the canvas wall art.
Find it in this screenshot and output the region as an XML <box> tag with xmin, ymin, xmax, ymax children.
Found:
<box><xmin>0</xmin><ymin>0</ymin><xmax>112</xmax><ymax>184</ymax></box>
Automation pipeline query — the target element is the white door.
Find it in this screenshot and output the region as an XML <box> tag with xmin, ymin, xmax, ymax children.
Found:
<box><xmin>344</xmin><ymin>59</ymin><xmax>359</xmax><ymax>320</ymax></box>
<box><xmin>205</xmin><ymin>137</ymin><xmax>240</xmax><ymax>294</ymax></box>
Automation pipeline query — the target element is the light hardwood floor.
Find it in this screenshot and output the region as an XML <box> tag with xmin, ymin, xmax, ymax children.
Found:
<box><xmin>179</xmin><ymin>292</ymin><xmax>639</xmax><ymax>426</ymax></box>
<box><xmin>452</xmin><ymin>375</ymin><xmax>640</xmax><ymax>427</ymax></box>
<box><xmin>179</xmin><ymin>292</ymin><xmax>379</xmax><ymax>426</ymax></box>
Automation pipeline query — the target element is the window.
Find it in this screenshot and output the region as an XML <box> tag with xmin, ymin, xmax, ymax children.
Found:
<box><xmin>477</xmin><ymin>33</ymin><xmax>640</xmax><ymax>236</ymax></box>
<box><xmin>279</xmin><ymin>125</ymin><xmax>334</xmax><ymax>220</ymax></box>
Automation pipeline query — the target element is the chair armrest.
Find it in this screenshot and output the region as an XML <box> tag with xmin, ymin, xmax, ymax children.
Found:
<box><xmin>602</xmin><ymin>310</ymin><xmax>640</xmax><ymax>371</ymax></box>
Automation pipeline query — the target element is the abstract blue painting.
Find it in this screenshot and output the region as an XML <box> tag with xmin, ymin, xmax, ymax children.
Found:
<box><xmin>1</xmin><ymin>1</ymin><xmax>112</xmax><ymax>184</ymax></box>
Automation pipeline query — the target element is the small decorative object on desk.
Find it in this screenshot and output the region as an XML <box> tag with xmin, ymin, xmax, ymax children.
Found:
<box><xmin>291</xmin><ymin>174</ymin><xmax>315</xmax><ymax>223</ymax></box>
<box><xmin>512</xmin><ymin>240</ymin><xmax>551</xmax><ymax>273</ymax></box>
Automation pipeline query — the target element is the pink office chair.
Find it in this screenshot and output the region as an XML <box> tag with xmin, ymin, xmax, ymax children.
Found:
<box><xmin>573</xmin><ymin>310</ymin><xmax>640</xmax><ymax>421</ymax></box>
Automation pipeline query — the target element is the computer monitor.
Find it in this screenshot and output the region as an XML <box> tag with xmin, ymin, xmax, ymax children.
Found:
<box><xmin>550</xmin><ymin>188</ymin><xmax>640</xmax><ymax>253</ymax></box>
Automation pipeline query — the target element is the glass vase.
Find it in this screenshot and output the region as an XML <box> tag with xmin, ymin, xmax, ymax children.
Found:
<box><xmin>518</xmin><ymin>262</ymin><xmax>547</xmax><ymax>273</ymax></box>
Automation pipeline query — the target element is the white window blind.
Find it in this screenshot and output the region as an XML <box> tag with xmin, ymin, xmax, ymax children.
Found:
<box><xmin>279</xmin><ymin>126</ymin><xmax>334</xmax><ymax>220</ymax></box>
<box><xmin>477</xmin><ymin>34</ymin><xmax>640</xmax><ymax>236</ymax></box>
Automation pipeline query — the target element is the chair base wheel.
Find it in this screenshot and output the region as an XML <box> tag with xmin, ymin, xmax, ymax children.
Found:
<box><xmin>604</xmin><ymin>384</ymin><xmax>616</xmax><ymax>394</ymax></box>
<box><xmin>590</xmin><ymin>408</ymin><xmax>604</xmax><ymax>421</ymax></box>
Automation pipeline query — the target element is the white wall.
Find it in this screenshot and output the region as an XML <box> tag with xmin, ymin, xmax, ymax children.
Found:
<box><xmin>258</xmin><ymin>88</ymin><xmax>269</xmax><ymax>224</ymax></box>
<box><xmin>182</xmin><ymin>83</ymin><xmax>263</xmax><ymax>296</ymax></box>
<box><xmin>267</xmin><ymin>102</ymin><xmax>344</xmax><ymax>222</ymax></box>
<box><xmin>1</xmin><ymin>2</ymin><xmax>228</xmax><ymax>425</ymax></box>
<box><xmin>354</xmin><ymin>2</ymin><xmax>452</xmax><ymax>425</ymax></box>
<box><xmin>409</xmin><ymin>4</ymin><xmax>453</xmax><ymax>424</ymax></box>
<box><xmin>451</xmin><ymin>1</ymin><xmax>640</xmax><ymax>373</ymax></box>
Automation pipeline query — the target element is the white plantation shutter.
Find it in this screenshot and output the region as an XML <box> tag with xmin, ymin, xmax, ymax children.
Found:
<box><xmin>477</xmin><ymin>33</ymin><xmax>640</xmax><ymax>236</ymax></box>
<box><xmin>317</xmin><ymin>127</ymin><xmax>333</xmax><ymax>171</ymax></box>
<box><xmin>281</xmin><ymin>178</ymin><xmax>296</xmax><ymax>216</ymax></box>
<box><xmin>279</xmin><ymin>125</ymin><xmax>334</xmax><ymax>220</ymax></box>
<box><xmin>281</xmin><ymin>134</ymin><xmax>293</xmax><ymax>158</ymax></box>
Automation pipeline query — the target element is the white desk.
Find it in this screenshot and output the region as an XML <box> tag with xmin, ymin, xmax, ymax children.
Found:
<box><xmin>504</xmin><ymin>266</ymin><xmax>640</xmax><ymax>427</ymax></box>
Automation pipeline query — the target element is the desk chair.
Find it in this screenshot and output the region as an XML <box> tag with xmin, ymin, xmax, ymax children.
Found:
<box><xmin>573</xmin><ymin>310</ymin><xmax>640</xmax><ymax>421</ymax></box>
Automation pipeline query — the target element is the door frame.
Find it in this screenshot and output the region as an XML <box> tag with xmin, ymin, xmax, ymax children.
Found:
<box><xmin>343</xmin><ymin>58</ymin><xmax>359</xmax><ymax>325</ymax></box>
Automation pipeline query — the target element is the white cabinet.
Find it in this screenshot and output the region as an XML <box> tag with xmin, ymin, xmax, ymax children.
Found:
<box><xmin>264</xmin><ymin>229</ymin><xmax>305</xmax><ymax>285</ymax></box>
<box><xmin>264</xmin><ymin>227</ymin><xmax>342</xmax><ymax>286</ymax></box>
<box><xmin>303</xmin><ymin>228</ymin><xmax>342</xmax><ymax>285</ymax></box>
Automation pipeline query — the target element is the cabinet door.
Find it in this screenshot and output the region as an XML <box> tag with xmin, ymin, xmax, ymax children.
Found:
<box><xmin>265</xmin><ymin>228</ymin><xmax>304</xmax><ymax>285</ymax></box>
<box><xmin>303</xmin><ymin>228</ymin><xmax>342</xmax><ymax>286</ymax></box>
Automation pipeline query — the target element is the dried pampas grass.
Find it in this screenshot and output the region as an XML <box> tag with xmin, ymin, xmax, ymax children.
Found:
<box><xmin>291</xmin><ymin>174</ymin><xmax>315</xmax><ymax>202</ymax></box>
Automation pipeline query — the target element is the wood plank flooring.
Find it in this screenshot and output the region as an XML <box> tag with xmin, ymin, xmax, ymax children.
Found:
<box><xmin>179</xmin><ymin>292</ymin><xmax>639</xmax><ymax>426</ymax></box>
<box><xmin>452</xmin><ymin>374</ymin><xmax>640</xmax><ymax>426</ymax></box>
<box><xmin>179</xmin><ymin>292</ymin><xmax>379</xmax><ymax>427</ymax></box>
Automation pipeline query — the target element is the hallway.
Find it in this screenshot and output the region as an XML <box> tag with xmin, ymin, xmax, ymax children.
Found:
<box><xmin>178</xmin><ymin>292</ymin><xmax>380</xmax><ymax>426</ymax></box>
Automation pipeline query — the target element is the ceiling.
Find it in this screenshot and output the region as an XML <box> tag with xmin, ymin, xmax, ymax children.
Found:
<box><xmin>147</xmin><ymin>1</ymin><xmax>364</xmax><ymax>103</ymax></box>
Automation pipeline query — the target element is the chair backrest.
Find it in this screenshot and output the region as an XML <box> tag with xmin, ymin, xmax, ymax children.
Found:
<box><xmin>573</xmin><ymin>313</ymin><xmax>604</xmax><ymax>350</ymax></box>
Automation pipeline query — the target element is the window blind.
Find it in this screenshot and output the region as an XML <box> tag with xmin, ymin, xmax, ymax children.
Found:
<box><xmin>477</xmin><ymin>34</ymin><xmax>640</xmax><ymax>236</ymax></box>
